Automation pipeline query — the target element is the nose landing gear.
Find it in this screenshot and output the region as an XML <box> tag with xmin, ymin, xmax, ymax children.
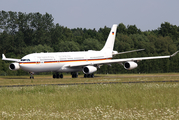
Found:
<box><xmin>29</xmin><ymin>72</ymin><xmax>34</xmax><ymax>79</ymax></box>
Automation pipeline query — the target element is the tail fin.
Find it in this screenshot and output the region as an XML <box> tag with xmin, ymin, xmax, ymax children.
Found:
<box><xmin>101</xmin><ymin>24</ymin><xmax>118</xmax><ymax>52</ymax></box>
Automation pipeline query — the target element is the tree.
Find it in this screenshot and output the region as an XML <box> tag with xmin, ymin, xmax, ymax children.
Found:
<box><xmin>58</xmin><ymin>41</ymin><xmax>80</xmax><ymax>52</ymax></box>
<box><xmin>115</xmin><ymin>34</ymin><xmax>134</xmax><ymax>52</ymax></box>
<box><xmin>83</xmin><ymin>38</ymin><xmax>103</xmax><ymax>51</ymax></box>
<box><xmin>127</xmin><ymin>25</ymin><xmax>141</xmax><ymax>34</ymax></box>
<box><xmin>22</xmin><ymin>44</ymin><xmax>54</xmax><ymax>54</ymax></box>
<box><xmin>117</xmin><ymin>23</ymin><xmax>127</xmax><ymax>34</ymax></box>
<box><xmin>159</xmin><ymin>22</ymin><xmax>179</xmax><ymax>41</ymax></box>
<box><xmin>98</xmin><ymin>26</ymin><xmax>110</xmax><ymax>43</ymax></box>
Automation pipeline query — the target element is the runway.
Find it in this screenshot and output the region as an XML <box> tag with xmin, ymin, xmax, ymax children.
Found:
<box><xmin>1</xmin><ymin>79</ymin><xmax>179</xmax><ymax>88</ymax></box>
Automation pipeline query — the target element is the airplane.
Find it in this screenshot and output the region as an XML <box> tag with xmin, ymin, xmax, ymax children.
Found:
<box><xmin>2</xmin><ymin>24</ymin><xmax>179</xmax><ymax>79</ymax></box>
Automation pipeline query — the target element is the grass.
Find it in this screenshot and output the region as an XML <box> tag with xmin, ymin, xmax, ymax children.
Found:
<box><xmin>0</xmin><ymin>73</ymin><xmax>179</xmax><ymax>119</ymax></box>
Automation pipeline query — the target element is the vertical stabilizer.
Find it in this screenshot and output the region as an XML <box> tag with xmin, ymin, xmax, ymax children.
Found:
<box><xmin>101</xmin><ymin>24</ymin><xmax>118</xmax><ymax>52</ymax></box>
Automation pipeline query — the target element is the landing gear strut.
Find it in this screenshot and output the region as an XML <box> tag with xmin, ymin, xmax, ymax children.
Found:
<box><xmin>53</xmin><ymin>73</ymin><xmax>63</xmax><ymax>79</ymax></box>
<box><xmin>84</xmin><ymin>73</ymin><xmax>94</xmax><ymax>78</ymax></box>
<box><xmin>29</xmin><ymin>72</ymin><xmax>34</xmax><ymax>79</ymax></box>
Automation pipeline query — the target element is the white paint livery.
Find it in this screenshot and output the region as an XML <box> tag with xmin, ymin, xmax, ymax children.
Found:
<box><xmin>2</xmin><ymin>24</ymin><xmax>179</xmax><ymax>78</ymax></box>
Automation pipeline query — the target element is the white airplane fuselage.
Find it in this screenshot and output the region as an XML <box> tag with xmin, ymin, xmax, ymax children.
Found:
<box><xmin>20</xmin><ymin>50</ymin><xmax>112</xmax><ymax>73</ymax></box>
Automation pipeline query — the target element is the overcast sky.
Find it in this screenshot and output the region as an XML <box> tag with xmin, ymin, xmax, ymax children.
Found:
<box><xmin>0</xmin><ymin>0</ymin><xmax>178</xmax><ymax>31</ymax></box>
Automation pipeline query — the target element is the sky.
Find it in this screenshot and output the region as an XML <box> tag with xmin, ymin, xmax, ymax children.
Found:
<box><xmin>0</xmin><ymin>0</ymin><xmax>179</xmax><ymax>31</ymax></box>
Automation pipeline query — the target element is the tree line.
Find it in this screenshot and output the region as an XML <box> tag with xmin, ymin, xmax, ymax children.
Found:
<box><xmin>0</xmin><ymin>11</ymin><xmax>179</xmax><ymax>76</ymax></box>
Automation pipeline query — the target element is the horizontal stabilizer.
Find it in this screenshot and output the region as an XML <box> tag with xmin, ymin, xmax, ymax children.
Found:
<box><xmin>113</xmin><ymin>49</ymin><xmax>145</xmax><ymax>55</ymax></box>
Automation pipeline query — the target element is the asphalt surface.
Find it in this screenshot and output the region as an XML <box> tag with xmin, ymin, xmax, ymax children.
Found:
<box><xmin>1</xmin><ymin>79</ymin><xmax>179</xmax><ymax>88</ymax></box>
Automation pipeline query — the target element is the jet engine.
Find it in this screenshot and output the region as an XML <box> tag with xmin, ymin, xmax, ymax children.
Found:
<box><xmin>124</xmin><ymin>61</ymin><xmax>138</xmax><ymax>70</ymax></box>
<box><xmin>9</xmin><ymin>63</ymin><xmax>20</xmax><ymax>71</ymax></box>
<box><xmin>83</xmin><ymin>66</ymin><xmax>97</xmax><ymax>74</ymax></box>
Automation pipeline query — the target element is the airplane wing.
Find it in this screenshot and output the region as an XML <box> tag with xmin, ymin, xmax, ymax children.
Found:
<box><xmin>2</xmin><ymin>54</ymin><xmax>20</xmax><ymax>62</ymax></box>
<box><xmin>66</xmin><ymin>51</ymin><xmax>179</xmax><ymax>67</ymax></box>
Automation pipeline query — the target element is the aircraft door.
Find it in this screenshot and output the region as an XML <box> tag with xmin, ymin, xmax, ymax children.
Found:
<box><xmin>40</xmin><ymin>60</ymin><xmax>44</xmax><ymax>64</ymax></box>
<box><xmin>85</xmin><ymin>55</ymin><xmax>88</xmax><ymax>62</ymax></box>
<box><xmin>35</xmin><ymin>56</ymin><xmax>40</xmax><ymax>64</ymax></box>
<box><xmin>56</xmin><ymin>56</ymin><xmax>60</xmax><ymax>63</ymax></box>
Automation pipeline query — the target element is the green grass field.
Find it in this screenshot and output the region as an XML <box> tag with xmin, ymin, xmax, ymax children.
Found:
<box><xmin>0</xmin><ymin>73</ymin><xmax>179</xmax><ymax>119</ymax></box>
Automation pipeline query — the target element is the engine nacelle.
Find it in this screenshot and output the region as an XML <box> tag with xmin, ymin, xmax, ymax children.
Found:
<box><xmin>9</xmin><ymin>63</ymin><xmax>20</xmax><ymax>71</ymax></box>
<box><xmin>83</xmin><ymin>66</ymin><xmax>97</xmax><ymax>74</ymax></box>
<box><xmin>124</xmin><ymin>61</ymin><xmax>138</xmax><ymax>70</ymax></box>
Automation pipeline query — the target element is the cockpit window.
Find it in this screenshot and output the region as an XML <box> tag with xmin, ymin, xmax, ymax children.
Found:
<box><xmin>21</xmin><ymin>59</ymin><xmax>30</xmax><ymax>61</ymax></box>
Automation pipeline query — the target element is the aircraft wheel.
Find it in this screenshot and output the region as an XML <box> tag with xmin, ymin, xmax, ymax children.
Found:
<box><xmin>84</xmin><ymin>74</ymin><xmax>94</xmax><ymax>78</ymax></box>
<box><xmin>56</xmin><ymin>73</ymin><xmax>60</xmax><ymax>78</ymax></box>
<box><xmin>60</xmin><ymin>74</ymin><xmax>63</xmax><ymax>78</ymax></box>
<box><xmin>72</xmin><ymin>74</ymin><xmax>76</xmax><ymax>78</ymax></box>
<box><xmin>87</xmin><ymin>74</ymin><xmax>91</xmax><ymax>78</ymax></box>
<box><xmin>91</xmin><ymin>74</ymin><xmax>94</xmax><ymax>78</ymax></box>
<box><xmin>53</xmin><ymin>74</ymin><xmax>56</xmax><ymax>78</ymax></box>
<box><xmin>72</xmin><ymin>73</ymin><xmax>78</xmax><ymax>78</ymax></box>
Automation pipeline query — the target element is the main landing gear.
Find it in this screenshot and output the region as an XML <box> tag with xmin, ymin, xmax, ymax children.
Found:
<box><xmin>53</xmin><ymin>72</ymin><xmax>78</xmax><ymax>78</ymax></box>
<box><xmin>84</xmin><ymin>74</ymin><xmax>94</xmax><ymax>78</ymax></box>
<box><xmin>52</xmin><ymin>72</ymin><xmax>94</xmax><ymax>79</ymax></box>
<box><xmin>53</xmin><ymin>73</ymin><xmax>63</xmax><ymax>79</ymax></box>
<box><xmin>71</xmin><ymin>72</ymin><xmax>78</xmax><ymax>78</ymax></box>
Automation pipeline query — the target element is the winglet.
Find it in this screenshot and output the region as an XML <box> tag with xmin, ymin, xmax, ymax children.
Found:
<box><xmin>170</xmin><ymin>51</ymin><xmax>179</xmax><ymax>57</ymax></box>
<box><xmin>2</xmin><ymin>54</ymin><xmax>6</xmax><ymax>60</ymax></box>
